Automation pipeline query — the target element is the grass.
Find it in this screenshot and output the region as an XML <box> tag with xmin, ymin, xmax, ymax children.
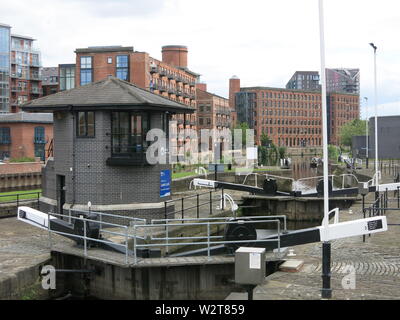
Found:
<box><xmin>0</xmin><ymin>189</ymin><xmax>42</xmax><ymax>203</ymax></box>
<box><xmin>172</xmin><ymin>171</ymin><xmax>197</xmax><ymax>179</ymax></box>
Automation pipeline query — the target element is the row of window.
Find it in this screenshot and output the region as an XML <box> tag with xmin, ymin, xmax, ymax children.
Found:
<box><xmin>260</xmin><ymin>126</ymin><xmax>321</xmax><ymax>135</ymax></box>
<box><xmin>0</xmin><ymin>126</ymin><xmax>46</xmax><ymax>144</ymax></box>
<box><xmin>259</xmin><ymin>109</ymin><xmax>321</xmax><ymax>117</ymax></box>
<box><xmin>80</xmin><ymin>55</ymin><xmax>129</xmax><ymax>86</ymax></box>
<box><xmin>259</xmin><ymin>101</ymin><xmax>321</xmax><ymax>109</ymax></box>
<box><xmin>258</xmin><ymin>119</ymin><xmax>322</xmax><ymax>126</ymax></box>
<box><xmin>258</xmin><ymin>92</ymin><xmax>320</xmax><ymax>100</ymax></box>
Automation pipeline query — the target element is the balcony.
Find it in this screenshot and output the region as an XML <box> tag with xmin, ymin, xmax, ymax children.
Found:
<box><xmin>168</xmin><ymin>87</ymin><xmax>176</xmax><ymax>95</ymax></box>
<box><xmin>30</xmin><ymin>73</ymin><xmax>41</xmax><ymax>81</ymax></box>
<box><xmin>150</xmin><ymin>66</ymin><xmax>159</xmax><ymax>74</ymax></box>
<box><xmin>176</xmin><ymin>76</ymin><xmax>183</xmax><ymax>83</ymax></box>
<box><xmin>167</xmin><ymin>72</ymin><xmax>174</xmax><ymax>80</ymax></box>
<box><xmin>159</xmin><ymin>69</ymin><xmax>167</xmax><ymax>77</ymax></box>
<box><xmin>183</xmin><ymin>92</ymin><xmax>190</xmax><ymax>99</ymax></box>
<box><xmin>159</xmin><ymin>85</ymin><xmax>167</xmax><ymax>93</ymax></box>
<box><xmin>176</xmin><ymin>89</ymin><xmax>183</xmax><ymax>96</ymax></box>
<box><xmin>189</xmin><ymin>81</ymin><xmax>196</xmax><ymax>87</ymax></box>
<box><xmin>31</xmin><ymin>87</ymin><xmax>43</xmax><ymax>95</ymax></box>
<box><xmin>30</xmin><ymin>61</ymin><xmax>41</xmax><ymax>68</ymax></box>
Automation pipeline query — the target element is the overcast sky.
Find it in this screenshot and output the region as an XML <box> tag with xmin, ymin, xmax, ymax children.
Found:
<box><xmin>2</xmin><ymin>0</ymin><xmax>399</xmax><ymax>117</ymax></box>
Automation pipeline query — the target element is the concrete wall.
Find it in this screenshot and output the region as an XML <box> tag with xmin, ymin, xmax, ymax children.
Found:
<box><xmin>51</xmin><ymin>252</ymin><xmax>238</xmax><ymax>300</ymax></box>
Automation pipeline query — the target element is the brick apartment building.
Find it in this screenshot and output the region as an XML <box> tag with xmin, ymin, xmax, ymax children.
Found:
<box><xmin>74</xmin><ymin>45</ymin><xmax>199</xmax><ymax>149</ymax></box>
<box><xmin>0</xmin><ymin>112</ymin><xmax>53</xmax><ymax>161</ymax></box>
<box><xmin>231</xmin><ymin>77</ymin><xmax>359</xmax><ymax>147</ymax></box>
<box><xmin>10</xmin><ymin>34</ymin><xmax>43</xmax><ymax>113</ymax></box>
<box><xmin>42</xmin><ymin>67</ymin><xmax>58</xmax><ymax>96</ymax></box>
<box><xmin>328</xmin><ymin>92</ymin><xmax>360</xmax><ymax>145</ymax></box>
<box><xmin>196</xmin><ymin>85</ymin><xmax>231</xmax><ymax>149</ymax></box>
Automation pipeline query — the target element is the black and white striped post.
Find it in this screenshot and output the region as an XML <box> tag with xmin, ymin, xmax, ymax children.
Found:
<box><xmin>318</xmin><ymin>0</ymin><xmax>332</xmax><ymax>299</ymax></box>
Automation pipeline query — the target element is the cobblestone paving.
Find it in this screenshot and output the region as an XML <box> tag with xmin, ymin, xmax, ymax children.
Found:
<box><xmin>227</xmin><ymin>172</ymin><xmax>400</xmax><ymax>300</ymax></box>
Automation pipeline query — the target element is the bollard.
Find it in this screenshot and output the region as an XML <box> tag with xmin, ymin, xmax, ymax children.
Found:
<box><xmin>321</xmin><ymin>242</ymin><xmax>332</xmax><ymax>299</ymax></box>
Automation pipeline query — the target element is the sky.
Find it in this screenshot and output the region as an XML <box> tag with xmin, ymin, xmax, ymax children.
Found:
<box><xmin>2</xmin><ymin>0</ymin><xmax>399</xmax><ymax>118</ymax></box>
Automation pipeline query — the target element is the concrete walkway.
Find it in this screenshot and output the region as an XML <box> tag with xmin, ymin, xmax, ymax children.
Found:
<box><xmin>226</xmin><ymin>169</ymin><xmax>400</xmax><ymax>300</ymax></box>
<box><xmin>0</xmin><ymin>217</ymin><xmax>52</xmax><ymax>299</ymax></box>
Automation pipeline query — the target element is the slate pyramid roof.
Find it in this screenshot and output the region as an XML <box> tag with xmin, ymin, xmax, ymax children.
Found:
<box><xmin>22</xmin><ymin>77</ymin><xmax>195</xmax><ymax>113</ymax></box>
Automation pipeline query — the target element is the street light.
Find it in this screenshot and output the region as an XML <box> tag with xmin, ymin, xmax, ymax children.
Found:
<box><xmin>364</xmin><ymin>97</ymin><xmax>368</xmax><ymax>168</ymax></box>
<box><xmin>369</xmin><ymin>43</ymin><xmax>379</xmax><ymax>189</ymax></box>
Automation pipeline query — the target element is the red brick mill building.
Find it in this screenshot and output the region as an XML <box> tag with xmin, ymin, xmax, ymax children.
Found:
<box><xmin>230</xmin><ymin>77</ymin><xmax>359</xmax><ymax>147</ymax></box>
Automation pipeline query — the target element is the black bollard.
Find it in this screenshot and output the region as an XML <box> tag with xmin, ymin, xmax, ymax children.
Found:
<box><xmin>321</xmin><ymin>241</ymin><xmax>332</xmax><ymax>299</ymax></box>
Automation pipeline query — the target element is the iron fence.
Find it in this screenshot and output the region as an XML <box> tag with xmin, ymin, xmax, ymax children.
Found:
<box><xmin>0</xmin><ymin>191</ymin><xmax>41</xmax><ymax>218</ymax></box>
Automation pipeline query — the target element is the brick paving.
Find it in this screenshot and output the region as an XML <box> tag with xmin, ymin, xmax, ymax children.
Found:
<box><xmin>226</xmin><ymin>169</ymin><xmax>400</xmax><ymax>300</ymax></box>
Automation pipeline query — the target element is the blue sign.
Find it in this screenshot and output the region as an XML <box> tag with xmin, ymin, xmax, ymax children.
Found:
<box><xmin>160</xmin><ymin>170</ymin><xmax>171</xmax><ymax>198</ymax></box>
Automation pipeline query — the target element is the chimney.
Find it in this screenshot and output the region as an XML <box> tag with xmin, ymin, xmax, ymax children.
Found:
<box><xmin>229</xmin><ymin>75</ymin><xmax>240</xmax><ymax>110</ymax></box>
<box><xmin>162</xmin><ymin>45</ymin><xmax>188</xmax><ymax>68</ymax></box>
<box><xmin>196</xmin><ymin>83</ymin><xmax>207</xmax><ymax>92</ymax></box>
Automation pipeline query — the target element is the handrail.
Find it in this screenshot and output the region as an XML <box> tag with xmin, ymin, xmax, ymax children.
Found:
<box><xmin>133</xmin><ymin>217</ymin><xmax>283</xmax><ymax>264</ymax></box>
<box><xmin>218</xmin><ymin>193</ymin><xmax>238</xmax><ymax>216</ymax></box>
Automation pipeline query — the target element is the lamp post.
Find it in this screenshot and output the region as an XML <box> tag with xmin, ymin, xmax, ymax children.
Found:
<box><xmin>318</xmin><ymin>0</ymin><xmax>331</xmax><ymax>299</ymax></box>
<box><xmin>364</xmin><ymin>97</ymin><xmax>369</xmax><ymax>168</ymax></box>
<box><xmin>369</xmin><ymin>43</ymin><xmax>379</xmax><ymax>190</ymax></box>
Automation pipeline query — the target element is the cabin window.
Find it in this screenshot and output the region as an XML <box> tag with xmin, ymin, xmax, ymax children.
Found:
<box><xmin>111</xmin><ymin>112</ymin><xmax>149</xmax><ymax>156</ymax></box>
<box><xmin>77</xmin><ymin>111</ymin><xmax>95</xmax><ymax>137</ymax></box>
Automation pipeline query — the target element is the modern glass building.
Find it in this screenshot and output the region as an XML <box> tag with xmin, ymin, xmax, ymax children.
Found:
<box><xmin>59</xmin><ymin>64</ymin><xmax>75</xmax><ymax>91</ymax></box>
<box><xmin>0</xmin><ymin>23</ymin><xmax>10</xmax><ymax>113</ymax></box>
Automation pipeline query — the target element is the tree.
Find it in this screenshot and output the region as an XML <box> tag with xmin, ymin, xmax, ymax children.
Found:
<box><xmin>339</xmin><ymin>119</ymin><xmax>367</xmax><ymax>147</ymax></box>
<box><xmin>232</xmin><ymin>122</ymin><xmax>250</xmax><ymax>146</ymax></box>
<box><xmin>260</xmin><ymin>133</ymin><xmax>271</xmax><ymax>147</ymax></box>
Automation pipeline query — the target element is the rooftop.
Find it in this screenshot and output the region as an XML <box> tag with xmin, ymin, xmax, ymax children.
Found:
<box><xmin>11</xmin><ymin>34</ymin><xmax>35</xmax><ymax>41</ymax></box>
<box><xmin>22</xmin><ymin>77</ymin><xmax>195</xmax><ymax>114</ymax></box>
<box><xmin>0</xmin><ymin>112</ymin><xmax>53</xmax><ymax>123</ymax></box>
<box><xmin>75</xmin><ymin>46</ymin><xmax>134</xmax><ymax>53</ymax></box>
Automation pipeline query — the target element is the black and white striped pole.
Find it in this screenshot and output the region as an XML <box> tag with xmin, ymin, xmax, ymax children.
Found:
<box><xmin>318</xmin><ymin>0</ymin><xmax>332</xmax><ymax>299</ymax></box>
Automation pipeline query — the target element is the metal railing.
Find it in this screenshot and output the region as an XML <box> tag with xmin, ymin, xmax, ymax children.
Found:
<box><xmin>163</xmin><ymin>189</ymin><xmax>225</xmax><ymax>222</ymax></box>
<box><xmin>0</xmin><ymin>191</ymin><xmax>41</xmax><ymax>217</ymax></box>
<box><xmin>133</xmin><ymin>216</ymin><xmax>286</xmax><ymax>264</ymax></box>
<box><xmin>40</xmin><ymin>208</ymin><xmax>286</xmax><ymax>265</ymax></box>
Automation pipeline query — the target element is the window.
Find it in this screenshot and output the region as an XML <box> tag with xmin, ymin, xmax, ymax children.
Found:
<box><xmin>0</xmin><ymin>127</ymin><xmax>10</xmax><ymax>144</ymax></box>
<box><xmin>60</xmin><ymin>66</ymin><xmax>75</xmax><ymax>91</ymax></box>
<box><xmin>77</xmin><ymin>111</ymin><xmax>95</xmax><ymax>137</ymax></box>
<box><xmin>116</xmin><ymin>55</ymin><xmax>129</xmax><ymax>81</ymax></box>
<box><xmin>80</xmin><ymin>56</ymin><xmax>92</xmax><ymax>85</ymax></box>
<box><xmin>111</xmin><ymin>112</ymin><xmax>149</xmax><ymax>155</ymax></box>
<box><xmin>34</xmin><ymin>126</ymin><xmax>46</xmax><ymax>143</ymax></box>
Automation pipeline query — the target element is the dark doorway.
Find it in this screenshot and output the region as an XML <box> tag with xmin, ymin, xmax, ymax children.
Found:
<box><xmin>57</xmin><ymin>175</ymin><xmax>65</xmax><ymax>214</ymax></box>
